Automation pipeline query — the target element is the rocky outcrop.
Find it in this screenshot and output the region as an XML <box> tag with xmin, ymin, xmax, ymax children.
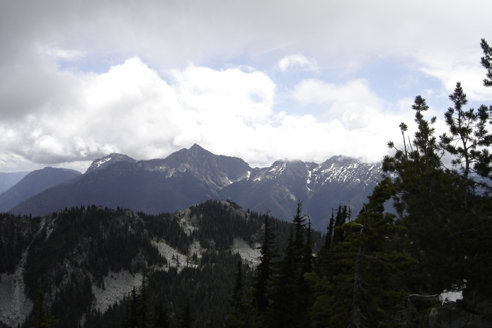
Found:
<box><xmin>429</xmin><ymin>290</ymin><xmax>492</xmax><ymax>328</ymax></box>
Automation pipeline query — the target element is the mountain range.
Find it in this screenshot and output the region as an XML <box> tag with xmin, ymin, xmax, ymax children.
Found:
<box><xmin>4</xmin><ymin>144</ymin><xmax>382</xmax><ymax>229</ymax></box>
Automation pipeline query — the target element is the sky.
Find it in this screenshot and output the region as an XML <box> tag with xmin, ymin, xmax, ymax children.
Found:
<box><xmin>1</xmin><ymin>0</ymin><xmax>492</xmax><ymax>172</ymax></box>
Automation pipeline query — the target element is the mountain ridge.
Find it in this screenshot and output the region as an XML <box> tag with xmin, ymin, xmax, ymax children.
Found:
<box><xmin>0</xmin><ymin>200</ymin><xmax>307</xmax><ymax>328</ymax></box>
<box><xmin>9</xmin><ymin>145</ymin><xmax>382</xmax><ymax>229</ymax></box>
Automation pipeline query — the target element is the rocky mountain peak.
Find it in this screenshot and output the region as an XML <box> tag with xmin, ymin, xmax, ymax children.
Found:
<box><xmin>86</xmin><ymin>153</ymin><xmax>136</xmax><ymax>174</ymax></box>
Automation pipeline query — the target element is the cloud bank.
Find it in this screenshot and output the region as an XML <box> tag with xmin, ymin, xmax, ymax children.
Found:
<box><xmin>0</xmin><ymin>57</ymin><xmax>415</xmax><ymax>171</ymax></box>
<box><xmin>0</xmin><ymin>0</ymin><xmax>491</xmax><ymax>171</ymax></box>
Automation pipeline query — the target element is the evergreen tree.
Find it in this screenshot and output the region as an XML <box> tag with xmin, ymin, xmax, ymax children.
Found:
<box><xmin>178</xmin><ymin>302</ymin><xmax>192</xmax><ymax>328</ymax></box>
<box><xmin>153</xmin><ymin>301</ymin><xmax>170</xmax><ymax>328</ymax></box>
<box><xmin>481</xmin><ymin>38</ymin><xmax>492</xmax><ymax>87</ymax></box>
<box><xmin>292</xmin><ymin>202</ymin><xmax>307</xmax><ymax>254</ymax></box>
<box><xmin>309</xmin><ymin>179</ymin><xmax>415</xmax><ymax>328</ymax></box>
<box><xmin>138</xmin><ymin>274</ymin><xmax>151</xmax><ymax>328</ymax></box>
<box><xmin>36</xmin><ymin>290</ymin><xmax>57</xmax><ymax>328</ymax></box>
<box><xmin>440</xmin><ymin>82</ymin><xmax>491</xmax><ymax>181</ymax></box>
<box><xmin>270</xmin><ymin>230</ymin><xmax>297</xmax><ymax>328</ymax></box>
<box><xmin>231</xmin><ymin>261</ymin><xmax>244</xmax><ymax>310</ymax></box>
<box><xmin>224</xmin><ymin>262</ymin><xmax>257</xmax><ymax>328</ymax></box>
<box><xmin>122</xmin><ymin>288</ymin><xmax>139</xmax><ymax>328</ymax></box>
<box><xmin>384</xmin><ymin>78</ymin><xmax>492</xmax><ymax>293</ymax></box>
<box><xmin>333</xmin><ymin>205</ymin><xmax>350</xmax><ymax>243</ymax></box>
<box><xmin>324</xmin><ymin>210</ymin><xmax>335</xmax><ymax>251</ymax></box>
<box><xmin>384</xmin><ymin>96</ymin><xmax>457</xmax><ymax>291</ymax></box>
<box><xmin>299</xmin><ymin>219</ymin><xmax>314</xmax><ymax>327</ymax></box>
<box><xmin>269</xmin><ymin>202</ymin><xmax>313</xmax><ymax>328</ymax></box>
<box><xmin>253</xmin><ymin>214</ymin><xmax>276</xmax><ymax>313</ymax></box>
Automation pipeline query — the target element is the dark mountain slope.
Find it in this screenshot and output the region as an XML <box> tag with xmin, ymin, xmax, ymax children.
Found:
<box><xmin>11</xmin><ymin>161</ymin><xmax>216</xmax><ymax>216</ymax></box>
<box><xmin>0</xmin><ymin>167</ymin><xmax>80</xmax><ymax>212</ymax></box>
<box><xmin>141</xmin><ymin>144</ymin><xmax>251</xmax><ymax>188</ymax></box>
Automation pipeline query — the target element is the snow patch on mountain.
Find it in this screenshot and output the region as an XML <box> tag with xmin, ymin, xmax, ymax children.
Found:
<box><xmin>178</xmin><ymin>209</ymin><xmax>198</xmax><ymax>236</ymax></box>
<box><xmin>0</xmin><ymin>270</ymin><xmax>33</xmax><ymax>327</ymax></box>
<box><xmin>189</xmin><ymin>240</ymin><xmax>204</xmax><ymax>259</ymax></box>
<box><xmin>94</xmin><ymin>157</ymin><xmax>112</xmax><ymax>168</ymax></box>
<box><xmin>92</xmin><ymin>271</ymin><xmax>142</xmax><ymax>313</ymax></box>
<box><xmin>231</xmin><ymin>238</ymin><xmax>260</xmax><ymax>266</ymax></box>
<box><xmin>269</xmin><ymin>162</ymin><xmax>286</xmax><ymax>174</ymax></box>
<box><xmin>152</xmin><ymin>240</ymin><xmax>195</xmax><ymax>271</ymax></box>
<box><xmin>0</xmin><ymin>218</ymin><xmax>49</xmax><ymax>327</ymax></box>
<box><xmin>44</xmin><ymin>217</ymin><xmax>56</xmax><ymax>241</ymax></box>
<box><xmin>86</xmin><ymin>153</ymin><xmax>136</xmax><ymax>173</ymax></box>
<box><xmin>439</xmin><ymin>289</ymin><xmax>463</xmax><ymax>304</ymax></box>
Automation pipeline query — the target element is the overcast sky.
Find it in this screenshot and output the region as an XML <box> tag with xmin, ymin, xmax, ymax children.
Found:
<box><xmin>1</xmin><ymin>0</ymin><xmax>491</xmax><ymax>172</ymax></box>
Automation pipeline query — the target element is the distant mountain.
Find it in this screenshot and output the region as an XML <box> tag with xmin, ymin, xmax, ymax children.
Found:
<box><xmin>0</xmin><ymin>172</ymin><xmax>28</xmax><ymax>194</ymax></box>
<box><xmin>224</xmin><ymin>156</ymin><xmax>381</xmax><ymax>229</ymax></box>
<box><xmin>0</xmin><ymin>167</ymin><xmax>81</xmax><ymax>212</ymax></box>
<box><xmin>86</xmin><ymin>153</ymin><xmax>136</xmax><ymax>173</ymax></box>
<box><xmin>138</xmin><ymin>144</ymin><xmax>251</xmax><ymax>190</ymax></box>
<box><xmin>11</xmin><ymin>145</ymin><xmax>382</xmax><ymax>229</ymax></box>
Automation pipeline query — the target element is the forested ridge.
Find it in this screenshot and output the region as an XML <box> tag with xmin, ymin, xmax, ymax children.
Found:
<box><xmin>0</xmin><ymin>201</ymin><xmax>321</xmax><ymax>328</ymax></box>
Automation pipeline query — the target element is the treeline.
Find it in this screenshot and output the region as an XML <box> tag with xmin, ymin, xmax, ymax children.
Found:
<box><xmin>223</xmin><ymin>39</ymin><xmax>492</xmax><ymax>328</ymax></box>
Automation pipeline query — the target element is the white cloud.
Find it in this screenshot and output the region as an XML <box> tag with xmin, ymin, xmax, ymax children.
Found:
<box><xmin>0</xmin><ymin>58</ymin><xmax>279</xmax><ymax>169</ymax></box>
<box><xmin>0</xmin><ymin>57</ymin><xmax>412</xmax><ymax>171</ymax></box>
<box><xmin>292</xmin><ymin>79</ymin><xmax>396</xmax><ymax>130</ymax></box>
<box><xmin>170</xmin><ymin>64</ymin><xmax>275</xmax><ymax>124</ymax></box>
<box><xmin>418</xmin><ymin>50</ymin><xmax>492</xmax><ymax>101</ymax></box>
<box><xmin>277</xmin><ymin>54</ymin><xmax>318</xmax><ymax>72</ymax></box>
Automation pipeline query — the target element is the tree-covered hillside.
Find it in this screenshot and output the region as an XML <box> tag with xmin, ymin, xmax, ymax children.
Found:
<box><xmin>0</xmin><ymin>200</ymin><xmax>321</xmax><ymax>328</ymax></box>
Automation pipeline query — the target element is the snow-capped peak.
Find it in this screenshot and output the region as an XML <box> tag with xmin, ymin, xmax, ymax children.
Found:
<box><xmin>86</xmin><ymin>153</ymin><xmax>136</xmax><ymax>173</ymax></box>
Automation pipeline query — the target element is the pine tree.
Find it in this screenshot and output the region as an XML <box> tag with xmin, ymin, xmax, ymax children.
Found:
<box><xmin>153</xmin><ymin>301</ymin><xmax>170</xmax><ymax>328</ymax></box>
<box><xmin>269</xmin><ymin>203</ymin><xmax>314</xmax><ymax>328</ymax></box>
<box><xmin>231</xmin><ymin>261</ymin><xmax>244</xmax><ymax>309</ymax></box>
<box><xmin>440</xmin><ymin>82</ymin><xmax>491</xmax><ymax>181</ymax></box>
<box><xmin>253</xmin><ymin>214</ymin><xmax>276</xmax><ymax>313</ymax></box>
<box><xmin>36</xmin><ymin>290</ymin><xmax>57</xmax><ymax>328</ymax></box>
<box><xmin>309</xmin><ymin>39</ymin><xmax>492</xmax><ymax>328</ymax></box>
<box><xmin>124</xmin><ymin>288</ymin><xmax>139</xmax><ymax>328</ymax></box>
<box><xmin>270</xmin><ymin>230</ymin><xmax>297</xmax><ymax>328</ymax></box>
<box><xmin>384</xmin><ymin>71</ymin><xmax>492</xmax><ymax>295</ymax></box>
<box><xmin>309</xmin><ymin>179</ymin><xmax>415</xmax><ymax>328</ymax></box>
<box><xmin>299</xmin><ymin>219</ymin><xmax>314</xmax><ymax>327</ymax></box>
<box><xmin>178</xmin><ymin>302</ymin><xmax>192</xmax><ymax>328</ymax></box>
<box><xmin>333</xmin><ymin>205</ymin><xmax>350</xmax><ymax>243</ymax></box>
<box><xmin>138</xmin><ymin>274</ymin><xmax>151</xmax><ymax>328</ymax></box>
<box><xmin>292</xmin><ymin>202</ymin><xmax>306</xmax><ymax>254</ymax></box>
<box><xmin>324</xmin><ymin>210</ymin><xmax>335</xmax><ymax>251</ymax></box>
<box><xmin>481</xmin><ymin>38</ymin><xmax>492</xmax><ymax>87</ymax></box>
<box><xmin>384</xmin><ymin>96</ymin><xmax>464</xmax><ymax>292</ymax></box>
<box><xmin>224</xmin><ymin>261</ymin><xmax>257</xmax><ymax>328</ymax></box>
